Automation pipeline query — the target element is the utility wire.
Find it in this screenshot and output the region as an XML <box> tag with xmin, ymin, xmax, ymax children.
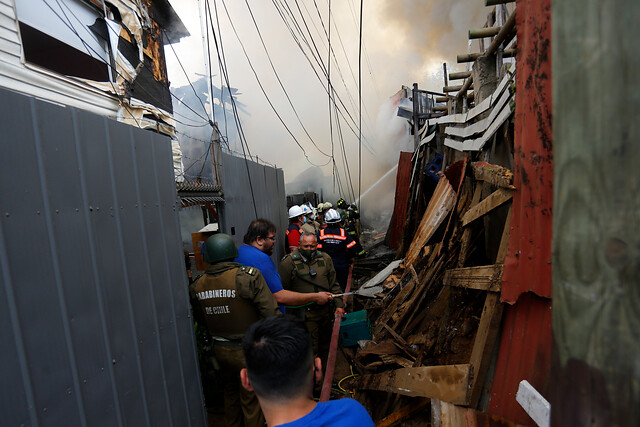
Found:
<box><xmin>358</xmin><ymin>0</ymin><xmax>363</xmax><ymax>207</ymax></box>
<box><xmin>219</xmin><ymin>0</ymin><xmax>330</xmax><ymax>167</ymax></box>
<box><xmin>242</xmin><ymin>0</ymin><xmax>331</xmax><ymax>158</ymax></box>
<box><xmin>208</xmin><ymin>0</ymin><xmax>258</xmax><ymax>217</ymax></box>
<box><xmin>164</xmin><ymin>30</ymin><xmax>211</xmax><ymax>121</ymax></box>
<box><xmin>271</xmin><ymin>0</ymin><xmax>375</xmax><ymax>154</ymax></box>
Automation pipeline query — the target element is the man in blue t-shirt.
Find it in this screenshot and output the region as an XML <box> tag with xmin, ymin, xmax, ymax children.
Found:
<box><xmin>241</xmin><ymin>315</ymin><xmax>374</xmax><ymax>427</ymax></box>
<box><xmin>235</xmin><ymin>219</ymin><xmax>333</xmax><ymax>313</ymax></box>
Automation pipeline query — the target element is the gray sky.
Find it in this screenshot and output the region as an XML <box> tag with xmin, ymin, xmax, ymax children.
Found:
<box><xmin>165</xmin><ymin>0</ymin><xmax>488</xmax><ymax>217</ymax></box>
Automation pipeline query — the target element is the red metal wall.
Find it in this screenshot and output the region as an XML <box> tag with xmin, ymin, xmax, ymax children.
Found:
<box><xmin>387</xmin><ymin>152</ymin><xmax>413</xmax><ymax>249</ymax></box>
<box><xmin>490</xmin><ymin>0</ymin><xmax>553</xmax><ymax>424</ymax></box>
<box><xmin>501</xmin><ymin>0</ymin><xmax>553</xmax><ymax>304</ymax></box>
<box><xmin>490</xmin><ymin>293</ymin><xmax>552</xmax><ymax>424</ymax></box>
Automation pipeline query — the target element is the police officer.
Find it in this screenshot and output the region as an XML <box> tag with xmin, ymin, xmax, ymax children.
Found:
<box><xmin>190</xmin><ymin>233</ymin><xmax>279</xmax><ymax>427</ymax></box>
<box><xmin>317</xmin><ymin>209</ymin><xmax>361</xmax><ymax>291</ymax></box>
<box><xmin>278</xmin><ymin>232</ymin><xmax>344</xmax><ymax>367</ymax></box>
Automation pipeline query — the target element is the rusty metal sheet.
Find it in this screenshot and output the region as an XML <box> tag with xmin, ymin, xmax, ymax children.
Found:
<box><xmin>388</xmin><ymin>152</ymin><xmax>414</xmax><ymax>249</ymax></box>
<box><xmin>489</xmin><ymin>293</ymin><xmax>551</xmax><ymax>425</ymax></box>
<box><xmin>501</xmin><ymin>0</ymin><xmax>553</xmax><ymax>304</ymax></box>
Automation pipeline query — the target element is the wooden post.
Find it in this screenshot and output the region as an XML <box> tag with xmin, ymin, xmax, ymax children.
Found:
<box><xmin>412</xmin><ymin>83</ymin><xmax>419</xmax><ymax>151</ymax></box>
<box><xmin>553</xmin><ymin>0</ymin><xmax>640</xmax><ymax>424</ymax></box>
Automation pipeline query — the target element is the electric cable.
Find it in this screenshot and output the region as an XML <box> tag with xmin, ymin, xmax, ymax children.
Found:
<box><xmin>242</xmin><ymin>0</ymin><xmax>331</xmax><ymax>158</ymax></box>
<box><xmin>358</xmin><ymin>0</ymin><xmax>363</xmax><ymax>207</ymax></box>
<box><xmin>219</xmin><ymin>0</ymin><xmax>331</xmax><ymax>166</ymax></box>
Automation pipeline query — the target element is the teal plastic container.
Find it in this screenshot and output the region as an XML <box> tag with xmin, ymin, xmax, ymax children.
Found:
<box><xmin>340</xmin><ymin>310</ymin><xmax>371</xmax><ymax>347</ymax></box>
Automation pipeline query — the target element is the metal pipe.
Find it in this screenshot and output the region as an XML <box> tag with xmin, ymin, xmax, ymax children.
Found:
<box><xmin>449</xmin><ymin>71</ymin><xmax>472</xmax><ymax>80</ymax></box>
<box><xmin>433</xmin><ymin>106</ymin><xmax>448</xmax><ymax>112</ymax></box>
<box><xmin>485</xmin><ymin>0</ymin><xmax>514</xmax><ymax>5</ymax></box>
<box><xmin>469</xmin><ymin>26</ymin><xmax>501</xmax><ymax>39</ymax></box>
<box><xmin>456</xmin><ymin>76</ymin><xmax>474</xmax><ymax>99</ymax></box>
<box><xmin>436</xmin><ymin>96</ymin><xmax>449</xmax><ymax>103</ymax></box>
<box><xmin>457</xmin><ymin>48</ymin><xmax>515</xmax><ymax>63</ymax></box>
<box><xmin>319</xmin><ymin>264</ymin><xmax>353</xmax><ymax>402</ymax></box>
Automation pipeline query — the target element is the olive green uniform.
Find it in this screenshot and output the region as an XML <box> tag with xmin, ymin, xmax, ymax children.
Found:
<box><xmin>278</xmin><ymin>250</ymin><xmax>343</xmax><ymax>364</ymax></box>
<box><xmin>190</xmin><ymin>261</ymin><xmax>279</xmax><ymax>427</ymax></box>
<box><xmin>301</xmin><ymin>220</ymin><xmax>320</xmax><ymax>235</ymax></box>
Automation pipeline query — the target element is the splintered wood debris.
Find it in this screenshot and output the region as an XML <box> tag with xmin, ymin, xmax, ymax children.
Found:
<box><xmin>348</xmin><ymin>160</ymin><xmax>514</xmax><ymax>423</ymax></box>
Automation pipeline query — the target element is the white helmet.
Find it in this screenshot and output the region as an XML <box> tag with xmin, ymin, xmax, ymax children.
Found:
<box><xmin>324</xmin><ymin>202</ymin><xmax>333</xmax><ymax>209</ymax></box>
<box><xmin>324</xmin><ymin>208</ymin><xmax>341</xmax><ymax>223</ymax></box>
<box><xmin>288</xmin><ymin>205</ymin><xmax>304</xmax><ymax>219</ymax></box>
<box><xmin>301</xmin><ymin>204</ymin><xmax>312</xmax><ymax>215</ymax></box>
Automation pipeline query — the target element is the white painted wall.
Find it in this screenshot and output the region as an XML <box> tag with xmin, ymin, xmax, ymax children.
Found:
<box><xmin>0</xmin><ymin>0</ymin><xmax>119</xmax><ymax>117</ymax></box>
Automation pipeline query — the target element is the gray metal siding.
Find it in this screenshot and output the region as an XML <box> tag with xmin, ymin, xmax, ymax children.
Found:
<box><xmin>220</xmin><ymin>152</ymin><xmax>288</xmax><ymax>263</ymax></box>
<box><xmin>0</xmin><ymin>87</ymin><xmax>205</xmax><ymax>426</ymax></box>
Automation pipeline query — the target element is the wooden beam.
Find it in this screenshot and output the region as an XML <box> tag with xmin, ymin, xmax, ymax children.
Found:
<box><xmin>359</xmin><ymin>364</ymin><xmax>471</xmax><ymax>405</ymax></box>
<box><xmin>457</xmin><ymin>48</ymin><xmax>516</xmax><ymax>63</ymax></box>
<box><xmin>405</xmin><ymin>177</ymin><xmax>456</xmax><ymax>267</ymax></box>
<box><xmin>467</xmin><ymin>293</ymin><xmax>503</xmax><ymax>407</ymax></box>
<box><xmin>496</xmin><ymin>206</ymin><xmax>512</xmax><ymax>263</ymax></box>
<box><xmin>449</xmin><ymin>71</ymin><xmax>472</xmax><ymax>80</ymax></box>
<box><xmin>443</xmin><ymin>264</ymin><xmax>504</xmax><ymax>292</ymax></box>
<box><xmin>372</xmin><ymin>270</ymin><xmax>418</xmax><ymax>339</ymax></box>
<box><xmin>457</xmin><ymin>182</ymin><xmax>483</xmax><ymax>267</ymax></box>
<box><xmin>461</xmin><ymin>188</ymin><xmax>513</xmax><ymax>227</ymax></box>
<box><xmin>377</xmin><ymin>398</ymin><xmax>430</xmax><ymax>427</ymax></box>
<box><xmin>469</xmin><ymin>26</ymin><xmax>501</xmax><ymax>39</ymax></box>
<box><xmin>471</xmin><ymin>161</ymin><xmax>515</xmax><ymax>189</ymax></box>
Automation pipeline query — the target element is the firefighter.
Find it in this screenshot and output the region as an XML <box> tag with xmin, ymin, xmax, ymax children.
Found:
<box><xmin>286</xmin><ymin>205</ymin><xmax>304</xmax><ymax>253</ymax></box>
<box><xmin>278</xmin><ymin>232</ymin><xmax>344</xmax><ymax>368</ymax></box>
<box><xmin>317</xmin><ymin>208</ymin><xmax>361</xmax><ymax>291</ymax></box>
<box><xmin>301</xmin><ymin>204</ymin><xmax>320</xmax><ymax>234</ymax></box>
<box><xmin>346</xmin><ymin>203</ymin><xmax>361</xmax><ymax>239</ymax></box>
<box><xmin>189</xmin><ymin>233</ymin><xmax>279</xmax><ymax>427</ymax></box>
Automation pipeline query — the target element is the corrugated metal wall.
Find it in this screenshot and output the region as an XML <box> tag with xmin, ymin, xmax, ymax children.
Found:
<box><xmin>0</xmin><ymin>88</ymin><xmax>206</xmax><ymax>426</ymax></box>
<box><xmin>489</xmin><ymin>1</ymin><xmax>552</xmax><ymax>425</ymax></box>
<box><xmin>219</xmin><ymin>152</ymin><xmax>288</xmax><ymax>263</ymax></box>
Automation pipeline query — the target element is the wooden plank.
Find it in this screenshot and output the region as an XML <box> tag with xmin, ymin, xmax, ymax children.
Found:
<box><xmin>471</xmin><ymin>161</ymin><xmax>515</xmax><ymax>189</ymax></box>
<box><xmin>461</xmin><ymin>187</ymin><xmax>513</xmax><ymax>226</ymax></box>
<box><xmin>382</xmin><ymin>324</ymin><xmax>417</xmax><ymax>360</ymax></box>
<box><xmin>457</xmin><ymin>182</ymin><xmax>483</xmax><ymax>267</ymax></box>
<box><xmin>372</xmin><ymin>271</ymin><xmax>418</xmax><ymax>339</ymax></box>
<box><xmin>496</xmin><ymin>205</ymin><xmax>512</xmax><ymax>263</ymax></box>
<box><xmin>467</xmin><ymin>293</ymin><xmax>504</xmax><ymax>407</ymax></box>
<box><xmin>376</xmin><ymin>398</ymin><xmax>430</xmax><ymax>427</ymax></box>
<box><xmin>443</xmin><ymin>264</ymin><xmax>503</xmax><ymax>292</ymax></box>
<box><xmin>432</xmin><ymin>399</ymin><xmax>524</xmax><ymax>427</ymax></box>
<box><xmin>359</xmin><ymin>364</ymin><xmax>471</xmax><ymax>405</ymax></box>
<box><xmin>405</xmin><ymin>176</ymin><xmax>456</xmax><ymax>267</ymax></box>
<box><xmin>516</xmin><ymin>380</ymin><xmax>550</xmax><ymax>427</ymax></box>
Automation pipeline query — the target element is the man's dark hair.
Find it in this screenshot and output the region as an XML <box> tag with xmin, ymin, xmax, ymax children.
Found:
<box><xmin>242</xmin><ymin>315</ymin><xmax>313</xmax><ymax>400</ymax></box>
<box><xmin>243</xmin><ymin>219</ymin><xmax>277</xmax><ymax>244</ymax></box>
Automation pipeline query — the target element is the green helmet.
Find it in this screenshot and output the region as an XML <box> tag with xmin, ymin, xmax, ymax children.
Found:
<box><xmin>204</xmin><ymin>233</ymin><xmax>238</xmax><ymax>264</ymax></box>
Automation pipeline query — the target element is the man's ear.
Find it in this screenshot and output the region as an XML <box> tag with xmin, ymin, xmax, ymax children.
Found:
<box><xmin>313</xmin><ymin>357</ymin><xmax>323</xmax><ymax>383</ymax></box>
<box><xmin>240</xmin><ymin>368</ymin><xmax>254</xmax><ymax>391</ymax></box>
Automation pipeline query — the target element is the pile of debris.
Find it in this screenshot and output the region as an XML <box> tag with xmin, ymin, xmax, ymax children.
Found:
<box><xmin>348</xmin><ymin>159</ymin><xmax>516</xmax><ymax>424</ymax></box>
